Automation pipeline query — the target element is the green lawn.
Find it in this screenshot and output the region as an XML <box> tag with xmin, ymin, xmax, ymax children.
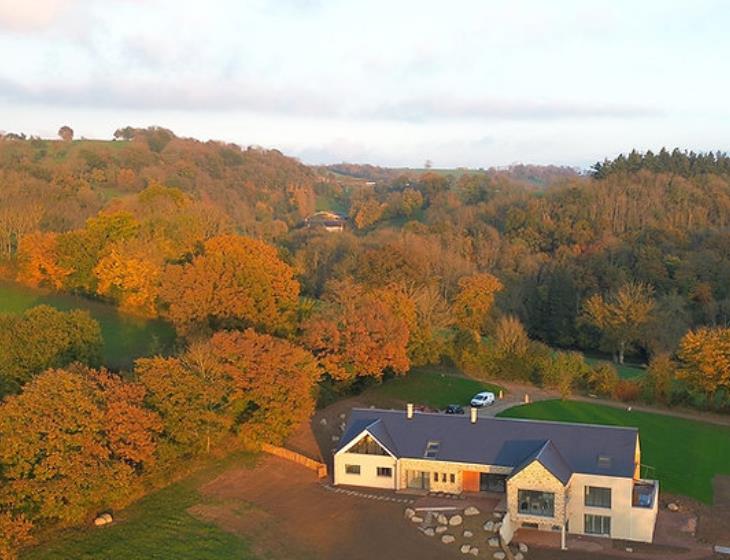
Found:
<box><xmin>23</xmin><ymin>454</ymin><xmax>258</xmax><ymax>560</ymax></box>
<box><xmin>583</xmin><ymin>354</ymin><xmax>646</xmax><ymax>379</ymax></box>
<box><xmin>499</xmin><ymin>400</ymin><xmax>730</xmax><ymax>503</ymax></box>
<box><xmin>367</xmin><ymin>367</ymin><xmax>503</xmax><ymax>409</ymax></box>
<box><xmin>0</xmin><ymin>280</ymin><xmax>176</xmax><ymax>371</ymax></box>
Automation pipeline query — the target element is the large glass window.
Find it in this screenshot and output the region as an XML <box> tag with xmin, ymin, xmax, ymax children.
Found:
<box><xmin>376</xmin><ymin>467</ymin><xmax>392</xmax><ymax>478</ymax></box>
<box><xmin>585</xmin><ymin>486</ymin><xmax>612</xmax><ymax>508</ymax></box>
<box><xmin>585</xmin><ymin>514</ymin><xmax>611</xmax><ymax>536</ymax></box>
<box><xmin>349</xmin><ymin>434</ymin><xmax>388</xmax><ymax>455</ymax></box>
<box><xmin>345</xmin><ymin>464</ymin><xmax>361</xmax><ymax>475</ymax></box>
<box><xmin>518</xmin><ymin>490</ymin><xmax>555</xmax><ymax>517</ymax></box>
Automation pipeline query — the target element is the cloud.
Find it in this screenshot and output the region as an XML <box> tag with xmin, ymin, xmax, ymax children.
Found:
<box><xmin>370</xmin><ymin>95</ymin><xmax>662</xmax><ymax>122</ymax></box>
<box><xmin>0</xmin><ymin>0</ymin><xmax>77</xmax><ymax>31</ymax></box>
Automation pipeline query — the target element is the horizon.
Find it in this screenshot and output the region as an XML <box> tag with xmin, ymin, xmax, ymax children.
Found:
<box><xmin>0</xmin><ymin>0</ymin><xmax>728</xmax><ymax>167</ymax></box>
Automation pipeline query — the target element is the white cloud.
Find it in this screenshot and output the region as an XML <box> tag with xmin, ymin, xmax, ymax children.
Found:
<box><xmin>0</xmin><ymin>0</ymin><xmax>76</xmax><ymax>31</ymax></box>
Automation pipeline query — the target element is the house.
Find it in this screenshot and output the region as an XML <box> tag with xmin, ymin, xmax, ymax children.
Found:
<box><xmin>334</xmin><ymin>405</ymin><xmax>658</xmax><ymax>546</ymax></box>
<box><xmin>304</xmin><ymin>211</ymin><xmax>348</xmax><ymax>232</ymax></box>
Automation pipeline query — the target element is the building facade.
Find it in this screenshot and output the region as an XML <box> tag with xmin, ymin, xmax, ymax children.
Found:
<box><xmin>334</xmin><ymin>407</ymin><xmax>658</xmax><ymax>544</ymax></box>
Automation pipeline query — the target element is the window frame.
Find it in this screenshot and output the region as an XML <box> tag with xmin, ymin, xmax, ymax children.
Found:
<box><xmin>517</xmin><ymin>489</ymin><xmax>556</xmax><ymax>518</ymax></box>
<box><xmin>584</xmin><ymin>514</ymin><xmax>611</xmax><ymax>536</ymax></box>
<box><xmin>345</xmin><ymin>464</ymin><xmax>361</xmax><ymax>475</ymax></box>
<box><xmin>585</xmin><ymin>486</ymin><xmax>612</xmax><ymax>508</ymax></box>
<box><xmin>376</xmin><ymin>466</ymin><xmax>393</xmax><ymax>478</ymax></box>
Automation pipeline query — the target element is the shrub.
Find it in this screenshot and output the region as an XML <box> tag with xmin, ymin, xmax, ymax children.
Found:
<box><xmin>613</xmin><ymin>379</ymin><xmax>642</xmax><ymax>402</ymax></box>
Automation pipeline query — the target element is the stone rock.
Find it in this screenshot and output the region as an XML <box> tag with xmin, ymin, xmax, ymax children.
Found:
<box><xmin>487</xmin><ymin>537</ymin><xmax>499</xmax><ymax>547</ymax></box>
<box><xmin>461</xmin><ymin>544</ymin><xmax>472</xmax><ymax>553</ymax></box>
<box><xmin>483</xmin><ymin>520</ymin><xmax>494</xmax><ymax>532</ymax></box>
<box><xmin>493</xmin><ymin>552</ymin><xmax>505</xmax><ymax>560</ymax></box>
<box><xmin>437</xmin><ymin>514</ymin><xmax>448</xmax><ymax>525</ymax></box>
<box><xmin>424</xmin><ymin>528</ymin><xmax>435</xmax><ymax>537</ymax></box>
<box><xmin>441</xmin><ymin>535</ymin><xmax>455</xmax><ymax>544</ymax></box>
<box><xmin>449</xmin><ymin>514</ymin><xmax>463</xmax><ymax>526</ymax></box>
<box><xmin>518</xmin><ymin>542</ymin><xmax>528</xmax><ymax>553</ymax></box>
<box><xmin>493</xmin><ymin>511</ymin><xmax>503</xmax><ymax>519</ymax></box>
<box><xmin>515</xmin><ymin>554</ymin><xmax>524</xmax><ymax>560</ymax></box>
<box><xmin>435</xmin><ymin>525</ymin><xmax>448</xmax><ymax>534</ymax></box>
<box><xmin>404</xmin><ymin>507</ymin><xmax>415</xmax><ymax>519</ymax></box>
<box><xmin>411</xmin><ymin>516</ymin><xmax>424</xmax><ymax>523</ymax></box>
<box><xmin>319</xmin><ymin>417</ymin><xmax>327</xmax><ymax>425</ymax></box>
<box><xmin>668</xmin><ymin>502</ymin><xmax>680</xmax><ymax>512</ymax></box>
<box><xmin>339</xmin><ymin>412</ymin><xmax>346</xmax><ymax>420</ymax></box>
<box><xmin>339</xmin><ymin>422</ymin><xmax>346</xmax><ymax>432</ymax></box>
<box><xmin>464</xmin><ymin>506</ymin><xmax>480</xmax><ymax>516</ymax></box>
<box><xmin>463</xmin><ymin>530</ymin><xmax>473</xmax><ymax>538</ymax></box>
<box><xmin>93</xmin><ymin>517</ymin><xmax>107</xmax><ymax>527</ymax></box>
<box><xmin>469</xmin><ymin>548</ymin><xmax>479</xmax><ymax>557</ymax></box>
<box><xmin>100</xmin><ymin>513</ymin><xmax>113</xmax><ymax>524</ymax></box>
<box><xmin>494</xmin><ymin>521</ymin><xmax>502</xmax><ymax>530</ymax></box>
<box><xmin>331</xmin><ymin>435</ymin><xmax>339</xmax><ymax>442</ymax></box>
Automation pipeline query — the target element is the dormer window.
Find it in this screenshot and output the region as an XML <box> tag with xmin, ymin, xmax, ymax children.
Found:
<box><xmin>597</xmin><ymin>454</ymin><xmax>612</xmax><ymax>469</ymax></box>
<box><xmin>424</xmin><ymin>440</ymin><xmax>440</xmax><ymax>459</ymax></box>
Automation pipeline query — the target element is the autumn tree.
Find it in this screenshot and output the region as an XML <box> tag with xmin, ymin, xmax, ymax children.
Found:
<box><xmin>16</xmin><ymin>232</ymin><xmax>70</xmax><ymax>289</ymax></box>
<box><xmin>0</xmin><ymin>306</ymin><xmax>102</xmax><ymax>393</ymax></box>
<box><xmin>159</xmin><ymin>234</ymin><xmax>299</xmax><ymax>337</ymax></box>
<box><xmin>539</xmin><ymin>351</ymin><xmax>589</xmax><ymax>399</ymax></box>
<box><xmin>57</xmin><ymin>125</ymin><xmax>73</xmax><ymax>142</ymax></box>
<box><xmin>582</xmin><ymin>282</ymin><xmax>655</xmax><ymax>364</ymax></box>
<box><xmin>302</xmin><ymin>280</ymin><xmax>410</xmax><ymax>381</ymax></box>
<box><xmin>644</xmin><ymin>353</ymin><xmax>675</xmax><ymax>404</ymax></box>
<box><xmin>0</xmin><ymin>368</ymin><xmax>160</xmax><ymax>526</ymax></box>
<box><xmin>0</xmin><ymin>513</ymin><xmax>33</xmax><ymax>560</ymax></box>
<box><xmin>453</xmin><ymin>273</ymin><xmax>503</xmax><ymax>334</ymax></box>
<box><xmin>677</xmin><ymin>327</ymin><xmax>730</xmax><ymax>403</ymax></box>
<box><xmin>587</xmin><ymin>363</ymin><xmax>620</xmax><ymax>397</ymax></box>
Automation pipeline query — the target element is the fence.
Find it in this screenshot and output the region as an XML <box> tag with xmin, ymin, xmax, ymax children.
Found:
<box><xmin>261</xmin><ymin>443</ymin><xmax>328</xmax><ymax>478</ymax></box>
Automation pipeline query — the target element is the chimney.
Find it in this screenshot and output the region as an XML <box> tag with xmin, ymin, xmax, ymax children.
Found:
<box><xmin>470</xmin><ymin>406</ymin><xmax>478</xmax><ymax>424</ymax></box>
<box><xmin>407</xmin><ymin>403</ymin><xmax>414</xmax><ymax>419</ymax></box>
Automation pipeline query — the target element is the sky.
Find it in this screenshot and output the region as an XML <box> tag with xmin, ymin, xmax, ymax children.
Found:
<box><xmin>0</xmin><ymin>0</ymin><xmax>728</xmax><ymax>168</ymax></box>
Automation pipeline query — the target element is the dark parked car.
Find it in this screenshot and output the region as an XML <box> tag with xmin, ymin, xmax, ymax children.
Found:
<box><xmin>444</xmin><ymin>404</ymin><xmax>465</xmax><ymax>415</ymax></box>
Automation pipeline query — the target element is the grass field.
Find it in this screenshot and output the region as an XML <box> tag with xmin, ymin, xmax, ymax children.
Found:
<box><xmin>0</xmin><ymin>280</ymin><xmax>176</xmax><ymax>371</ymax></box>
<box><xmin>583</xmin><ymin>353</ymin><xmax>646</xmax><ymax>379</ymax></box>
<box><xmin>499</xmin><ymin>399</ymin><xmax>730</xmax><ymax>503</ymax></box>
<box><xmin>23</xmin><ymin>454</ymin><xmax>258</xmax><ymax>560</ymax></box>
<box><xmin>366</xmin><ymin>367</ymin><xmax>503</xmax><ymax>409</ymax></box>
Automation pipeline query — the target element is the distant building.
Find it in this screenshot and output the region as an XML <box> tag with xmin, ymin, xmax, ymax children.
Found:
<box><xmin>304</xmin><ymin>211</ymin><xmax>348</xmax><ymax>232</ymax></box>
<box><xmin>334</xmin><ymin>407</ymin><xmax>658</xmax><ymax>547</ymax></box>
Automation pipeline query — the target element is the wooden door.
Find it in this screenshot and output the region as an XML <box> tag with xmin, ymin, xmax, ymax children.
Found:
<box><xmin>462</xmin><ymin>471</ymin><xmax>479</xmax><ymax>492</ymax></box>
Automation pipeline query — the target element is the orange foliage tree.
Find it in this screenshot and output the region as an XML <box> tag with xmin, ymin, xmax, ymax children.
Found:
<box><xmin>302</xmin><ymin>280</ymin><xmax>410</xmax><ymax>381</ymax></box>
<box><xmin>159</xmin><ymin>235</ymin><xmax>299</xmax><ymax>337</ymax></box>
<box><xmin>0</xmin><ymin>512</ymin><xmax>33</xmax><ymax>560</ymax></box>
<box><xmin>452</xmin><ymin>273</ymin><xmax>503</xmax><ymax>334</ymax></box>
<box><xmin>677</xmin><ymin>327</ymin><xmax>730</xmax><ymax>402</ymax></box>
<box><xmin>16</xmin><ymin>232</ymin><xmax>70</xmax><ymax>289</ymax></box>
<box><xmin>0</xmin><ymin>368</ymin><xmax>161</xmax><ymax>526</ymax></box>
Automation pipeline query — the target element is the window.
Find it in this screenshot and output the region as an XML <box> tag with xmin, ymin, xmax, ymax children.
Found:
<box><xmin>349</xmin><ymin>434</ymin><xmax>388</xmax><ymax>455</ymax></box>
<box><xmin>585</xmin><ymin>514</ymin><xmax>611</xmax><ymax>536</ymax></box>
<box><xmin>424</xmin><ymin>441</ymin><xmax>440</xmax><ymax>459</ymax></box>
<box><xmin>376</xmin><ymin>467</ymin><xmax>392</xmax><ymax>478</ymax></box>
<box><xmin>585</xmin><ymin>486</ymin><xmax>611</xmax><ymax>508</ymax></box>
<box><xmin>345</xmin><ymin>464</ymin><xmax>361</xmax><ymax>475</ymax></box>
<box><xmin>450</xmin><ymin>473</ymin><xmax>456</xmax><ymax>483</ymax></box>
<box><xmin>597</xmin><ymin>455</ymin><xmax>612</xmax><ymax>469</ymax></box>
<box><xmin>433</xmin><ymin>472</ymin><xmax>439</xmax><ymax>482</ymax></box>
<box><xmin>518</xmin><ymin>490</ymin><xmax>555</xmax><ymax>518</ymax></box>
<box><xmin>442</xmin><ymin>473</ymin><xmax>447</xmax><ymax>482</ymax></box>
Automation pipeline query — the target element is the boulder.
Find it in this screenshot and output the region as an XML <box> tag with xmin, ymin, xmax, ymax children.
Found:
<box><xmin>668</xmin><ymin>502</ymin><xmax>680</xmax><ymax>512</ymax></box>
<box><xmin>518</xmin><ymin>542</ymin><xmax>528</xmax><ymax>553</ymax></box>
<box><xmin>464</xmin><ymin>506</ymin><xmax>480</xmax><ymax>516</ymax></box>
<box><xmin>319</xmin><ymin>417</ymin><xmax>327</xmax><ymax>425</ymax></box>
<box><xmin>494</xmin><ymin>521</ymin><xmax>502</xmax><ymax>530</ymax></box>
<box><xmin>515</xmin><ymin>554</ymin><xmax>524</xmax><ymax>560</ymax></box>
<box><xmin>441</xmin><ymin>534</ymin><xmax>456</xmax><ymax>544</ymax></box>
<box><xmin>435</xmin><ymin>525</ymin><xmax>448</xmax><ymax>534</ymax></box>
<box><xmin>437</xmin><ymin>514</ymin><xmax>449</xmax><ymax>525</ymax></box>
<box><xmin>449</xmin><ymin>514</ymin><xmax>463</xmax><ymax>526</ymax></box>
<box><xmin>487</xmin><ymin>537</ymin><xmax>499</xmax><ymax>547</ymax></box>
<box><xmin>463</xmin><ymin>530</ymin><xmax>473</xmax><ymax>538</ymax></box>
<box><xmin>93</xmin><ymin>517</ymin><xmax>107</xmax><ymax>527</ymax></box>
<box><xmin>404</xmin><ymin>507</ymin><xmax>415</xmax><ymax>519</ymax></box>
<box><xmin>339</xmin><ymin>412</ymin><xmax>346</xmax><ymax>420</ymax></box>
<box><xmin>411</xmin><ymin>516</ymin><xmax>424</xmax><ymax>523</ymax></box>
<box><xmin>469</xmin><ymin>548</ymin><xmax>479</xmax><ymax>557</ymax></box>
<box><xmin>493</xmin><ymin>552</ymin><xmax>506</xmax><ymax>560</ymax></box>
<box><xmin>100</xmin><ymin>513</ymin><xmax>113</xmax><ymax>524</ymax></box>
<box><xmin>483</xmin><ymin>520</ymin><xmax>495</xmax><ymax>532</ymax></box>
<box><xmin>461</xmin><ymin>544</ymin><xmax>472</xmax><ymax>554</ymax></box>
<box><xmin>424</xmin><ymin>528</ymin><xmax>435</xmax><ymax>537</ymax></box>
<box><xmin>339</xmin><ymin>422</ymin><xmax>346</xmax><ymax>432</ymax></box>
<box><xmin>493</xmin><ymin>512</ymin><xmax>503</xmax><ymax>519</ymax></box>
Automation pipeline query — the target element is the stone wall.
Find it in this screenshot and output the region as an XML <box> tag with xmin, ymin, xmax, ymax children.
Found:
<box><xmin>506</xmin><ymin>460</ymin><xmax>567</xmax><ymax>531</ymax></box>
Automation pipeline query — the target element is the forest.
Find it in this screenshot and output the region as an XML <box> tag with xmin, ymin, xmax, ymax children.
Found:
<box><xmin>1</xmin><ymin>127</ymin><xmax>730</xmax><ymax>558</ymax></box>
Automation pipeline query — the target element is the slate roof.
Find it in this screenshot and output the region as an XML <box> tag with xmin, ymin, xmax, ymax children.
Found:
<box><xmin>337</xmin><ymin>408</ymin><xmax>638</xmax><ymax>481</ymax></box>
